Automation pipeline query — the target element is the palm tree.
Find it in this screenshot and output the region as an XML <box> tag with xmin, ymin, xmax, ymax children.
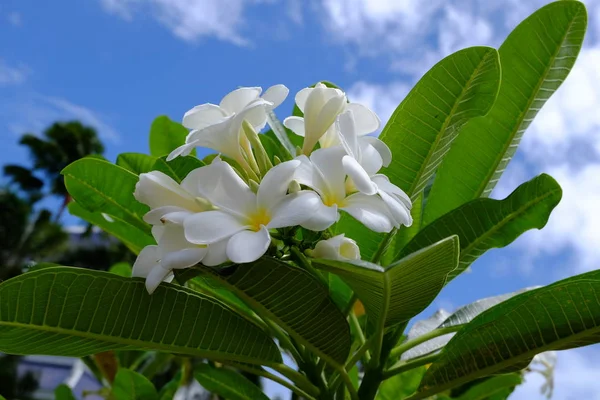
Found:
<box><xmin>4</xmin><ymin>121</ymin><xmax>105</xmax><ymax>218</ymax></box>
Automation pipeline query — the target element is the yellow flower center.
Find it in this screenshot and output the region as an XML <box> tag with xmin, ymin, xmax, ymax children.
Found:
<box><xmin>248</xmin><ymin>207</ymin><xmax>271</xmax><ymax>231</ymax></box>
<box><xmin>322</xmin><ymin>191</ymin><xmax>347</xmax><ymax>208</ymax></box>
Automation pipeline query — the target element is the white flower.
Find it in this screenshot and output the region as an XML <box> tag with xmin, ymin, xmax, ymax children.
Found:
<box><xmin>167</xmin><ymin>85</ymin><xmax>289</xmax><ymax>168</ymax></box>
<box><xmin>183</xmin><ymin>158</ymin><xmax>321</xmax><ymax>263</ymax></box>
<box><xmin>133</xmin><ymin>225</ymin><xmax>208</xmax><ymax>294</ymax></box>
<box><xmin>283</xmin><ymin>82</ymin><xmax>380</xmax><ymax>155</ymax></box>
<box><xmin>311</xmin><ymin>234</ymin><xmax>360</xmax><ymax>261</ymax></box>
<box><xmin>337</xmin><ymin>111</ymin><xmax>412</xmax><ymax>228</ymax></box>
<box><xmin>294</xmin><ymin>146</ymin><xmax>398</xmax><ymax>233</ymax></box>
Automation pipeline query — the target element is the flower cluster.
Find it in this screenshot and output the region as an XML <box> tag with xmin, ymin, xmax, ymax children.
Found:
<box><xmin>133</xmin><ymin>83</ymin><xmax>412</xmax><ymax>293</ymax></box>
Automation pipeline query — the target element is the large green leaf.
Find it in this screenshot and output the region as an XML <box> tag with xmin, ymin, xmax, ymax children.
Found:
<box><xmin>377</xmin><ymin>367</ymin><xmax>426</xmax><ymax>400</ymax></box>
<box><xmin>424</xmin><ymin>1</ymin><xmax>587</xmax><ymax>224</ymax></box>
<box><xmin>379</xmin><ymin>47</ymin><xmax>500</xmax><ymax>199</ymax></box>
<box><xmin>117</xmin><ymin>153</ymin><xmax>159</xmax><ymax>175</ymax></box>
<box><xmin>152</xmin><ymin>156</ymin><xmax>204</xmax><ymax>183</ymax></box>
<box><xmin>62</xmin><ymin>157</ymin><xmax>149</xmax><ymax>232</ymax></box>
<box><xmin>194</xmin><ymin>363</ymin><xmax>268</xmax><ymax>400</ymax></box>
<box><xmin>148</xmin><ymin>116</ymin><xmax>190</xmax><ymax>157</ymax></box>
<box><xmin>0</xmin><ymin>267</ymin><xmax>281</xmax><ymax>365</ymax></box>
<box><xmin>413</xmin><ymin>269</ymin><xmax>600</xmax><ymax>399</ymax></box>
<box><xmin>68</xmin><ymin>202</ymin><xmax>154</xmax><ymax>255</ymax></box>
<box><xmin>398</xmin><ymin>174</ymin><xmax>561</xmax><ymax>281</ymax></box>
<box><xmin>313</xmin><ymin>236</ymin><xmax>459</xmax><ymax>331</ymax></box>
<box><xmin>440</xmin><ymin>374</ymin><xmax>522</xmax><ymax>400</ymax></box>
<box><xmin>194</xmin><ymin>257</ymin><xmax>351</xmax><ymax>366</ymax></box>
<box><xmin>111</xmin><ymin>369</ymin><xmax>158</xmax><ymax>400</ymax></box>
<box><xmin>54</xmin><ymin>384</ymin><xmax>77</xmax><ymax>400</ymax></box>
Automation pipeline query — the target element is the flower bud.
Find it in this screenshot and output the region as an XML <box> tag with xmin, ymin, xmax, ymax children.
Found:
<box><xmin>311</xmin><ymin>234</ymin><xmax>360</xmax><ymax>261</ymax></box>
<box><xmin>288</xmin><ymin>179</ymin><xmax>301</xmax><ymax>194</ymax></box>
<box><xmin>273</xmin><ymin>155</ymin><xmax>282</xmax><ymax>165</ymax></box>
<box><xmin>249</xmin><ymin>179</ymin><xmax>260</xmax><ymax>193</ymax></box>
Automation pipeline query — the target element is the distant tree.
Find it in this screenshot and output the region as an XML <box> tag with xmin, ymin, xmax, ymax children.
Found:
<box><xmin>0</xmin><ymin>354</ymin><xmax>39</xmax><ymax>400</ymax></box>
<box><xmin>4</xmin><ymin>121</ymin><xmax>105</xmax><ymax>218</ymax></box>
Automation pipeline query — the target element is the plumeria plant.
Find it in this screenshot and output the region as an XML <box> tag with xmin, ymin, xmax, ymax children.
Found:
<box><xmin>0</xmin><ymin>2</ymin><xmax>595</xmax><ymax>399</ymax></box>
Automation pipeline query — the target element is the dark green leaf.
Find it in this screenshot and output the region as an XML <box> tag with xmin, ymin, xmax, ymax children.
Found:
<box><xmin>54</xmin><ymin>384</ymin><xmax>77</xmax><ymax>400</ymax></box>
<box><xmin>399</xmin><ymin>174</ymin><xmax>561</xmax><ymax>281</ymax></box>
<box><xmin>117</xmin><ymin>153</ymin><xmax>159</xmax><ymax>175</ymax></box>
<box><xmin>377</xmin><ymin>367</ymin><xmax>427</xmax><ymax>400</ymax></box>
<box><xmin>68</xmin><ymin>202</ymin><xmax>154</xmax><ymax>255</ymax></box>
<box><xmin>148</xmin><ymin>116</ymin><xmax>190</xmax><ymax>157</ymax></box>
<box><xmin>414</xmin><ymin>269</ymin><xmax>600</xmax><ymax>398</ymax></box>
<box><xmin>259</xmin><ymin>132</ymin><xmax>292</xmax><ymax>161</ymax></box>
<box><xmin>313</xmin><ymin>236</ymin><xmax>459</xmax><ymax>331</ymax></box>
<box><xmin>0</xmin><ymin>267</ymin><xmax>281</xmax><ymax>365</ymax></box>
<box><xmin>194</xmin><ymin>257</ymin><xmax>351</xmax><ymax>366</ymax></box>
<box><xmin>424</xmin><ymin>2</ymin><xmax>587</xmax><ymax>223</ymax></box>
<box><xmin>62</xmin><ymin>157</ymin><xmax>150</xmax><ymax>232</ymax></box>
<box><xmin>112</xmin><ymin>369</ymin><xmax>158</xmax><ymax>400</ymax></box>
<box><xmin>109</xmin><ymin>262</ymin><xmax>133</xmax><ymax>277</ymax></box>
<box><xmin>379</xmin><ymin>47</ymin><xmax>500</xmax><ymax>199</ymax></box>
<box><xmin>152</xmin><ymin>156</ymin><xmax>204</xmax><ymax>183</ymax></box>
<box><xmin>194</xmin><ymin>363</ymin><xmax>268</xmax><ymax>400</ymax></box>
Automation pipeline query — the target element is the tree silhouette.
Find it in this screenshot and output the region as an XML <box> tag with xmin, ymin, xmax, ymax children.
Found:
<box><xmin>4</xmin><ymin>121</ymin><xmax>105</xmax><ymax>218</ymax></box>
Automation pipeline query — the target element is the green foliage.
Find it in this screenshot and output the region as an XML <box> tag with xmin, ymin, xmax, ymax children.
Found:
<box><xmin>0</xmin><ymin>267</ymin><xmax>281</xmax><ymax>364</ymax></box>
<box><xmin>148</xmin><ymin>116</ymin><xmax>190</xmax><ymax>157</ymax></box>
<box><xmin>377</xmin><ymin>367</ymin><xmax>426</xmax><ymax>400</ymax></box>
<box><xmin>111</xmin><ymin>369</ymin><xmax>158</xmax><ymax>400</ymax></box>
<box><xmin>379</xmin><ymin>47</ymin><xmax>500</xmax><ymax>200</ymax></box>
<box><xmin>117</xmin><ymin>153</ymin><xmax>159</xmax><ymax>175</ymax></box>
<box><xmin>415</xmin><ymin>269</ymin><xmax>600</xmax><ymax>398</ymax></box>
<box><xmin>54</xmin><ymin>384</ymin><xmax>77</xmax><ymax>400</ymax></box>
<box><xmin>399</xmin><ymin>174</ymin><xmax>561</xmax><ymax>281</ymax></box>
<box><xmin>424</xmin><ymin>1</ymin><xmax>587</xmax><ymax>223</ymax></box>
<box><xmin>194</xmin><ymin>363</ymin><xmax>269</xmax><ymax>400</ymax></box>
<box><xmin>152</xmin><ymin>156</ymin><xmax>205</xmax><ymax>183</ymax></box>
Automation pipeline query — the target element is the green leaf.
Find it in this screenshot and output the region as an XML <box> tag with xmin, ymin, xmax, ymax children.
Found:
<box><xmin>194</xmin><ymin>257</ymin><xmax>351</xmax><ymax>366</ymax></box>
<box><xmin>194</xmin><ymin>363</ymin><xmax>268</xmax><ymax>400</ymax></box>
<box><xmin>259</xmin><ymin>132</ymin><xmax>292</xmax><ymax>161</ymax></box>
<box><xmin>379</xmin><ymin>46</ymin><xmax>500</xmax><ymax>200</ymax></box>
<box><xmin>117</xmin><ymin>153</ymin><xmax>159</xmax><ymax>175</ymax></box>
<box><xmin>187</xmin><ymin>274</ymin><xmax>256</xmax><ymax>322</ymax></box>
<box><xmin>109</xmin><ymin>262</ymin><xmax>133</xmax><ymax>277</ymax></box>
<box><xmin>377</xmin><ymin>367</ymin><xmax>426</xmax><ymax>400</ymax></box>
<box><xmin>112</xmin><ymin>369</ymin><xmax>158</xmax><ymax>400</ymax></box>
<box><xmin>68</xmin><ymin>202</ymin><xmax>154</xmax><ymax>255</ymax></box>
<box><xmin>453</xmin><ymin>374</ymin><xmax>522</xmax><ymax>400</ymax></box>
<box><xmin>148</xmin><ymin>116</ymin><xmax>190</xmax><ymax>157</ymax></box>
<box><xmin>62</xmin><ymin>157</ymin><xmax>150</xmax><ymax>232</ymax></box>
<box><xmin>158</xmin><ymin>371</ymin><xmax>181</xmax><ymax>400</ymax></box>
<box><xmin>398</xmin><ymin>174</ymin><xmax>561</xmax><ymax>281</ymax></box>
<box><xmin>54</xmin><ymin>384</ymin><xmax>77</xmax><ymax>400</ymax></box>
<box><xmin>0</xmin><ymin>267</ymin><xmax>281</xmax><ymax>365</ymax></box>
<box><xmin>313</xmin><ymin>236</ymin><xmax>459</xmax><ymax>331</ymax></box>
<box><xmin>152</xmin><ymin>156</ymin><xmax>205</xmax><ymax>183</ymax></box>
<box><xmin>424</xmin><ymin>1</ymin><xmax>587</xmax><ymax>224</ymax></box>
<box><xmin>414</xmin><ymin>269</ymin><xmax>600</xmax><ymax>399</ymax></box>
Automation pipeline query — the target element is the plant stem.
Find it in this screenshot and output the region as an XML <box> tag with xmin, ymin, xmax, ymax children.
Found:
<box><xmin>232</xmin><ymin>362</ymin><xmax>317</xmax><ymax>400</ymax></box>
<box><xmin>264</xmin><ymin>318</ymin><xmax>304</xmax><ymax>363</ymax></box>
<box><xmin>388</xmin><ymin>325</ymin><xmax>462</xmax><ymax>360</ymax></box>
<box><xmin>348</xmin><ymin>311</ymin><xmax>371</xmax><ymax>364</ymax></box>
<box><xmin>345</xmin><ymin>338</ymin><xmax>372</xmax><ymax>370</ymax></box>
<box><xmin>382</xmin><ymin>353</ymin><xmax>440</xmax><ymax>380</ymax></box>
<box><xmin>290</xmin><ymin>246</ymin><xmax>326</xmax><ymax>282</ymax></box>
<box><xmin>371</xmin><ymin>229</ymin><xmax>396</xmax><ymax>264</ymax></box>
<box><xmin>338</xmin><ymin>368</ymin><xmax>359</xmax><ymax>400</ymax></box>
<box><xmin>271</xmin><ymin>363</ymin><xmax>321</xmax><ymax>398</ymax></box>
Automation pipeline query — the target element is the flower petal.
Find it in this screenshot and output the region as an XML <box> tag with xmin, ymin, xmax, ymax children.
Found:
<box><xmin>236</xmin><ymin>99</ymin><xmax>272</xmax><ymax>131</ymax></box>
<box><xmin>294</xmin><ymin>86</ymin><xmax>317</xmax><ymax>113</ymax></box>
<box><xmin>378</xmin><ymin>189</ymin><xmax>412</xmax><ymax>227</ymax></box>
<box><xmin>283</xmin><ymin>116</ymin><xmax>306</xmax><ymax>137</ymax></box>
<box><xmin>300</xmin><ymin>200</ymin><xmax>339</xmax><ymax>231</ymax></box>
<box><xmin>342</xmin><ymin>156</ymin><xmax>377</xmax><ymax>195</ymax></box>
<box><xmin>143</xmin><ymin>206</ymin><xmax>193</xmax><ymax>225</ymax></box>
<box><xmin>166</xmin><ymin>142</ymin><xmax>197</xmax><ymax>161</ymax></box>
<box><xmin>262</xmin><ymin>84</ymin><xmax>289</xmax><ymax>109</ymax></box>
<box><xmin>135</xmin><ymin>171</ymin><xmax>198</xmax><ymax>210</ymax></box>
<box><xmin>345</xmin><ymin>103</ymin><xmax>381</xmax><ymax>135</ymax></box>
<box><xmin>161</xmin><ymin>247</ymin><xmax>207</xmax><ymax>270</ymax></box>
<box><xmin>202</xmin><ymin>238</ymin><xmax>230</xmax><ymax>266</ymax></box>
<box><xmin>312</xmin><ymin>234</ymin><xmax>360</xmax><ymax>261</ymax></box>
<box><xmin>219</xmin><ymin>87</ymin><xmax>262</xmax><ymax>115</ymax></box>
<box><xmin>226</xmin><ymin>226</ymin><xmax>271</xmax><ymax>263</ymax></box>
<box><xmin>182</xmin><ymin>103</ymin><xmax>228</xmax><ymax>129</ymax></box>
<box><xmin>314</xmin><ymin>94</ymin><xmax>346</xmax><ymax>136</ymax></box>
<box><xmin>158</xmin><ymin>223</ymin><xmax>195</xmax><ymax>253</ymax></box>
<box><xmin>358</xmin><ymin>140</ymin><xmax>384</xmax><ymax>175</ymax></box>
<box><xmin>132</xmin><ymin>245</ymin><xmax>160</xmax><ymax>278</ymax></box>
<box><xmin>257</xmin><ymin>160</ymin><xmax>301</xmax><ymax>210</ymax></box>
<box><xmin>310</xmin><ymin>146</ymin><xmax>347</xmax><ymax>200</ymax></box>
<box><xmin>343</xmin><ymin>193</ymin><xmax>395</xmax><ymax>233</ymax></box>
<box><xmin>362</xmin><ymin>136</ymin><xmax>392</xmax><ymax>168</ymax></box>
<box><xmin>184</xmin><ymin>211</ymin><xmax>248</xmax><ymax>244</ymax></box>
<box><xmin>371</xmin><ymin>175</ymin><xmax>412</xmax><ymax>208</ymax></box>
<box><xmin>145</xmin><ymin>265</ymin><xmax>173</xmax><ymax>294</ymax></box>
<box><xmin>267</xmin><ymin>191</ymin><xmax>321</xmax><ymax>229</ymax></box>
<box><xmin>337</xmin><ymin>111</ymin><xmax>359</xmax><ymax>158</ymax></box>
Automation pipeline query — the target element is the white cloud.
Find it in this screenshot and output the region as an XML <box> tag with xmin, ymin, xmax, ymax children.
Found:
<box><xmin>0</xmin><ymin>59</ymin><xmax>30</xmax><ymax>86</ymax></box>
<box><xmin>3</xmin><ymin>94</ymin><xmax>121</xmax><ymax>144</ymax></box>
<box><xmin>347</xmin><ymin>81</ymin><xmax>409</xmax><ymax>124</ymax></box>
<box><xmin>99</xmin><ymin>0</ymin><xmax>263</xmax><ymax>45</ymax></box>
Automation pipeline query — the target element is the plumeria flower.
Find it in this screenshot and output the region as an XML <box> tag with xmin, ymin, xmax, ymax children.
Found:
<box><xmin>167</xmin><ymin>85</ymin><xmax>289</xmax><ymax>170</ymax></box>
<box><xmin>294</xmin><ymin>146</ymin><xmax>398</xmax><ymax>233</ymax></box>
<box><xmin>310</xmin><ymin>234</ymin><xmax>360</xmax><ymax>261</ymax></box>
<box><xmin>133</xmin><ymin>224</ymin><xmax>207</xmax><ymax>294</ymax></box>
<box><xmin>337</xmin><ymin>111</ymin><xmax>412</xmax><ymax>227</ymax></box>
<box><xmin>283</xmin><ymin>82</ymin><xmax>380</xmax><ymax>155</ymax></box>
<box><xmin>183</xmin><ymin>158</ymin><xmax>321</xmax><ymax>263</ymax></box>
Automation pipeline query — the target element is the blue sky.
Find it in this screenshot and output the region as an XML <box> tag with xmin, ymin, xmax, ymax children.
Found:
<box><xmin>2</xmin><ymin>0</ymin><xmax>600</xmax><ymax>398</ymax></box>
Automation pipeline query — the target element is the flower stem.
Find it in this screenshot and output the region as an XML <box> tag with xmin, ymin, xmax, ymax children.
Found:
<box><xmin>371</xmin><ymin>229</ymin><xmax>396</xmax><ymax>265</ymax></box>
<box><xmin>231</xmin><ymin>362</ymin><xmax>317</xmax><ymax>400</ymax></box>
<box><xmin>382</xmin><ymin>353</ymin><xmax>440</xmax><ymax>380</ymax></box>
<box><xmin>388</xmin><ymin>325</ymin><xmax>462</xmax><ymax>360</ymax></box>
<box><xmin>348</xmin><ymin>311</ymin><xmax>371</xmax><ymax>364</ymax></box>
